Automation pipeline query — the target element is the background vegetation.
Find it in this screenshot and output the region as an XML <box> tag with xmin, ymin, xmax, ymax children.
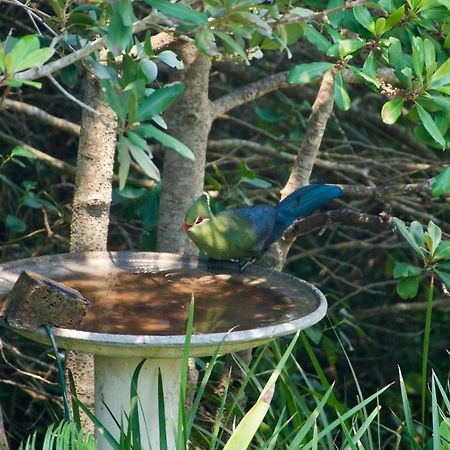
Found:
<box><xmin>0</xmin><ymin>0</ymin><xmax>449</xmax><ymax>448</ymax></box>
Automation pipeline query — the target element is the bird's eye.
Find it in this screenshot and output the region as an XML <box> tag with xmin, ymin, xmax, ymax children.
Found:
<box><xmin>195</xmin><ymin>216</ymin><xmax>205</xmax><ymax>225</ymax></box>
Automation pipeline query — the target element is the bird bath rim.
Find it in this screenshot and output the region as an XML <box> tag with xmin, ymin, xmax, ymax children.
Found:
<box><xmin>0</xmin><ymin>251</ymin><xmax>327</xmax><ymax>357</ymax></box>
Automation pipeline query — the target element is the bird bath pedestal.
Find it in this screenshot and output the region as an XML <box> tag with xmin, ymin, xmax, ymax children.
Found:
<box><xmin>0</xmin><ymin>252</ymin><xmax>327</xmax><ymax>449</ymax></box>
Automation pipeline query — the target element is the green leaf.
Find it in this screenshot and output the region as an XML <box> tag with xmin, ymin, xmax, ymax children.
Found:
<box><xmin>416</xmin><ymin>103</ymin><xmax>446</xmax><ymax>147</ymax></box>
<box><xmin>101</xmin><ymin>81</ymin><xmax>128</xmax><ymax>124</ymax></box>
<box><xmin>136</xmin><ymin>82</ymin><xmax>184</xmax><ymax>121</ymax></box>
<box><xmin>427</xmin><ymin>94</ymin><xmax>450</xmax><ymax>111</ymax></box>
<box><xmin>224</xmin><ymin>333</ymin><xmax>300</xmax><ymax>450</ymax></box>
<box><xmin>9</xmin><ymin>35</ymin><xmax>40</xmax><ymax>69</ymax></box>
<box><xmin>0</xmin><ymin>47</ymin><xmax>5</xmax><ymax>72</ymax></box>
<box><xmin>135</xmin><ymin>124</ymin><xmax>195</xmax><ymax>160</ymax></box>
<box><xmin>411</xmin><ymin>36</ymin><xmax>424</xmax><ymax>82</ymax></box>
<box><xmin>11</xmin><ymin>146</ymin><xmax>36</xmax><ymax>159</ymax></box>
<box><xmin>393</xmin><ymin>262</ymin><xmax>422</xmax><ymax>278</ymax></box>
<box><xmin>5</xmin><ymin>214</ymin><xmax>26</xmax><ymax>233</ymax></box>
<box><xmin>435</xmin><ymin>270</ymin><xmax>450</xmax><ymax>289</ymax></box>
<box><xmin>430</xmin><ymin>57</ymin><xmax>450</xmax><ymax>88</ymax></box>
<box><xmin>241</xmin><ymin>177</ymin><xmax>272</xmax><ymax>189</ymax></box>
<box><xmin>381</xmin><ymin>98</ymin><xmax>404</xmax><ymax>124</ymax></box>
<box><xmin>423</xmin><ymin>39</ymin><xmax>436</xmax><ymax>76</ymax></box>
<box><xmin>384</xmin><ymin>5</ymin><xmax>405</xmax><ymax>32</ymax></box>
<box><xmin>254</xmin><ymin>106</ymin><xmax>284</xmax><ymax>122</ymax></box>
<box><xmin>287</xmin><ymin>62</ymin><xmax>334</xmax><ymax>85</ymax></box>
<box><xmin>393</xmin><ymin>218</ymin><xmax>426</xmax><ymax>258</ymax></box>
<box><xmin>387</xmin><ymin>37</ymin><xmax>403</xmax><ymax>73</ymax></box>
<box><xmin>397</xmin><ymin>276</ymin><xmax>420</xmax><ymax>299</ymax></box>
<box><xmin>128</xmin><ymin>142</ymin><xmax>160</xmax><ymax>181</ymax></box>
<box><xmin>118</xmin><ymin>0</ymin><xmax>136</xmax><ymax>27</ymax></box>
<box><xmin>195</xmin><ymin>28</ymin><xmax>218</xmax><ymax>56</ymax></box>
<box><xmin>363</xmin><ymin>51</ymin><xmax>377</xmax><ymax>78</ymax></box>
<box><xmin>117</xmin><ymin>136</ymin><xmax>131</xmax><ymax>190</ymax></box>
<box><xmin>107</xmin><ymin>3</ymin><xmax>133</xmax><ymax>54</ymax></box>
<box><xmin>144</xmin><ymin>31</ymin><xmax>154</xmax><ymax>57</ymax></box>
<box><xmin>326</xmin><ymin>39</ymin><xmax>366</xmax><ymax>58</ymax></box>
<box><xmin>139</xmin><ymin>58</ymin><xmax>158</xmax><ymax>83</ymax></box>
<box><xmin>334</xmin><ymin>72</ymin><xmax>351</xmax><ymax>111</ymax></box>
<box><xmin>375</xmin><ymin>17</ymin><xmax>386</xmax><ymax>35</ymax></box>
<box><xmin>435</xmin><ymin>241</ymin><xmax>450</xmax><ymax>260</ymax></box>
<box><xmin>303</xmin><ymin>24</ymin><xmax>332</xmax><ymax>53</ymax></box>
<box><xmin>145</xmin><ymin>0</ymin><xmax>208</xmax><ymax>26</ymax></box>
<box><xmin>12</xmin><ymin>47</ymin><xmax>55</xmax><ymax>73</ymax></box>
<box><xmin>426</xmin><ymin>221</ymin><xmax>442</xmax><ymax>256</ymax></box>
<box><xmin>157</xmin><ymin>50</ymin><xmax>184</xmax><ymax>69</ymax></box>
<box><xmin>349</xmin><ymin>65</ymin><xmax>380</xmax><ymax>90</ymax></box>
<box><xmin>410</xmin><ymin>221</ymin><xmax>426</xmax><ymax>249</ymax></box>
<box><xmin>127</xmin><ymin>130</ymin><xmax>148</xmax><ymax>149</ymax></box>
<box><xmin>214</xmin><ymin>31</ymin><xmax>249</xmax><ymax>64</ymax></box>
<box><xmin>353</xmin><ymin>6</ymin><xmax>376</xmax><ymax>34</ymax></box>
<box><xmin>431</xmin><ymin>164</ymin><xmax>450</xmax><ymax>197</ymax></box>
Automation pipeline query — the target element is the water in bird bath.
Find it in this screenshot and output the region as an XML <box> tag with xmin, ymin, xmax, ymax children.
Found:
<box><xmin>0</xmin><ymin>252</ymin><xmax>327</xmax><ymax>450</ymax></box>
<box><xmin>59</xmin><ymin>269</ymin><xmax>319</xmax><ymax>335</ymax></box>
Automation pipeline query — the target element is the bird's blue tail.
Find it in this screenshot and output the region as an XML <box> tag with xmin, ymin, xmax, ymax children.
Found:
<box><xmin>268</xmin><ymin>185</ymin><xmax>342</xmax><ymax>247</ymax></box>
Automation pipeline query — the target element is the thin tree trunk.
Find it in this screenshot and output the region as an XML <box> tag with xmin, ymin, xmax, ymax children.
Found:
<box><xmin>262</xmin><ymin>69</ymin><xmax>337</xmax><ymax>270</ymax></box>
<box><xmin>68</xmin><ymin>70</ymin><xmax>118</xmax><ymax>430</ymax></box>
<box><xmin>157</xmin><ymin>44</ymin><xmax>213</xmax><ymax>255</ymax></box>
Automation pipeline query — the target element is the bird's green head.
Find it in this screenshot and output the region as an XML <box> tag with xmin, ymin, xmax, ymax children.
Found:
<box><xmin>183</xmin><ymin>193</ymin><xmax>212</xmax><ymax>231</ymax></box>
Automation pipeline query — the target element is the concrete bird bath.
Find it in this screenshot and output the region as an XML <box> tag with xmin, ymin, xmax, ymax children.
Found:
<box><xmin>0</xmin><ymin>251</ymin><xmax>327</xmax><ymax>449</ymax></box>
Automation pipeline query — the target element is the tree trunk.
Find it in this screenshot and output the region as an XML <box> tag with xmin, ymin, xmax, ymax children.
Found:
<box><xmin>68</xmin><ymin>70</ymin><xmax>118</xmax><ymax>430</ymax></box>
<box><xmin>157</xmin><ymin>44</ymin><xmax>213</xmax><ymax>255</ymax></box>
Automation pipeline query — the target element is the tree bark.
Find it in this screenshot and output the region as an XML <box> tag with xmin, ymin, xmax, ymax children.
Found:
<box><xmin>157</xmin><ymin>44</ymin><xmax>213</xmax><ymax>255</ymax></box>
<box><xmin>70</xmin><ymin>74</ymin><xmax>117</xmax><ymax>252</ymax></box>
<box><xmin>68</xmin><ymin>70</ymin><xmax>118</xmax><ymax>430</ymax></box>
<box><xmin>261</xmin><ymin>69</ymin><xmax>337</xmax><ymax>270</ymax></box>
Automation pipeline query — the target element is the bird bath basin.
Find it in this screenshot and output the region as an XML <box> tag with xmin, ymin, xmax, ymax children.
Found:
<box><xmin>0</xmin><ymin>251</ymin><xmax>327</xmax><ymax>449</ymax></box>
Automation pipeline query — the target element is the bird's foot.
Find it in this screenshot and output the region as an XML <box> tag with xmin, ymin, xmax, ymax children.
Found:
<box><xmin>239</xmin><ymin>257</ymin><xmax>256</xmax><ymax>272</ymax></box>
<box><xmin>206</xmin><ymin>258</ymin><xmax>240</xmax><ymax>272</ymax></box>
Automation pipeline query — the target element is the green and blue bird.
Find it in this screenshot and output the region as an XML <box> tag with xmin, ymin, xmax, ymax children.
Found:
<box><xmin>183</xmin><ymin>184</ymin><xmax>342</xmax><ymax>269</ymax></box>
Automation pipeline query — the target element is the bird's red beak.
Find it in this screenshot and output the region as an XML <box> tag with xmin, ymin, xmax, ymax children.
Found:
<box><xmin>182</xmin><ymin>222</ymin><xmax>192</xmax><ymax>231</ymax></box>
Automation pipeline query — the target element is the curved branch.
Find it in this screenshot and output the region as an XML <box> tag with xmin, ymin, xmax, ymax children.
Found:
<box><xmin>2</xmin><ymin>99</ymin><xmax>80</xmax><ymax>135</ymax></box>
<box><xmin>281</xmin><ymin>68</ymin><xmax>337</xmax><ymax>195</ymax></box>
<box><xmin>339</xmin><ymin>181</ymin><xmax>435</xmax><ymax>199</ymax></box>
<box><xmin>284</xmin><ymin>209</ymin><xmax>394</xmax><ymax>243</ymax></box>
<box><xmin>0</xmin><ymin>130</ymin><xmax>155</xmax><ymax>188</ymax></box>
<box><xmin>10</xmin><ymin>16</ymin><xmax>174</xmax><ymax>83</ymax></box>
<box><xmin>212</xmin><ymin>67</ymin><xmax>396</xmax><ymax>119</ymax></box>
<box><xmin>212</xmin><ymin>72</ymin><xmax>289</xmax><ymax>118</ymax></box>
<box><xmin>353</xmin><ymin>298</ymin><xmax>450</xmax><ymax>319</ymax></box>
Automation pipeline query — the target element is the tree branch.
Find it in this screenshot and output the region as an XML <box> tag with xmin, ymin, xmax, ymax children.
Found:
<box><xmin>281</xmin><ymin>68</ymin><xmax>337</xmax><ymax>196</ymax></box>
<box><xmin>212</xmin><ymin>67</ymin><xmax>396</xmax><ymax>119</ymax></box>
<box><xmin>284</xmin><ymin>209</ymin><xmax>393</xmax><ymax>243</ymax></box>
<box><xmin>9</xmin><ymin>17</ymin><xmax>175</xmax><ymax>83</ymax></box>
<box><xmin>2</xmin><ymin>99</ymin><xmax>80</xmax><ymax>135</ymax></box>
<box><xmin>0</xmin><ymin>130</ymin><xmax>155</xmax><ymax>188</ymax></box>
<box><xmin>353</xmin><ymin>298</ymin><xmax>450</xmax><ymax>319</ymax></box>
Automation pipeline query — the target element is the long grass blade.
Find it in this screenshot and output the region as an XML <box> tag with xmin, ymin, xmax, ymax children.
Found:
<box><xmin>338</xmin><ymin>413</ymin><xmax>358</xmax><ymax>450</ymax></box>
<box><xmin>129</xmin><ymin>359</ymin><xmax>146</xmax><ymax>450</ymax></box>
<box><xmin>211</xmin><ymin>371</ymin><xmax>231</xmax><ymax>450</ymax></box>
<box><xmin>223</xmin><ymin>332</ymin><xmax>300</xmax><ymax>450</ymax></box>
<box><xmin>398</xmin><ymin>366</ymin><xmax>421</xmax><ymax>449</ymax></box>
<box><xmin>158</xmin><ymin>368</ymin><xmax>168</xmax><ymax>450</ymax></box>
<box><xmin>344</xmin><ymin>406</ymin><xmax>381</xmax><ymax>449</ymax></box>
<box><xmin>74</xmin><ymin>397</ymin><xmax>120</xmax><ymax>449</ymax></box>
<box><xmin>432</xmin><ymin>374</ymin><xmax>441</xmax><ymax>450</ymax></box>
<box><xmin>301</xmin><ymin>382</ymin><xmax>393</xmax><ymax>450</ymax></box>
<box><xmin>287</xmin><ymin>382</ymin><xmax>335</xmax><ymax>449</ymax></box>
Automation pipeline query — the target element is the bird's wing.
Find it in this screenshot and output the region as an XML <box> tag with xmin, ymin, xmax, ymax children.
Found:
<box><xmin>217</xmin><ymin>206</ymin><xmax>276</xmax><ymax>256</ymax></box>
